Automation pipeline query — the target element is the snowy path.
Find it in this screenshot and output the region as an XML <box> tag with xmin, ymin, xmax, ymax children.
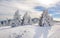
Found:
<box><xmin>0</xmin><ymin>25</ymin><xmax>60</xmax><ymax>38</ymax></box>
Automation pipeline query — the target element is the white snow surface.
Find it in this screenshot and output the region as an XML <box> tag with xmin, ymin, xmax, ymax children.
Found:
<box><xmin>0</xmin><ymin>24</ymin><xmax>60</xmax><ymax>38</ymax></box>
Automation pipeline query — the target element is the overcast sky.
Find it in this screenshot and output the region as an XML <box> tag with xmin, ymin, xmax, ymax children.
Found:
<box><xmin>0</xmin><ymin>0</ymin><xmax>60</xmax><ymax>21</ymax></box>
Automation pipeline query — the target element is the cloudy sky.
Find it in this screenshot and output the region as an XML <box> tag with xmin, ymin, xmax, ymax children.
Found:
<box><xmin>0</xmin><ymin>0</ymin><xmax>60</xmax><ymax>21</ymax></box>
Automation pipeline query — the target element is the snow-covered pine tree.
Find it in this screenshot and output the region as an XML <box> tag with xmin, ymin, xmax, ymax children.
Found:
<box><xmin>39</xmin><ymin>9</ymin><xmax>53</xmax><ymax>27</ymax></box>
<box><xmin>13</xmin><ymin>10</ymin><xmax>22</xmax><ymax>26</ymax></box>
<box><xmin>21</xmin><ymin>11</ymin><xmax>32</xmax><ymax>25</ymax></box>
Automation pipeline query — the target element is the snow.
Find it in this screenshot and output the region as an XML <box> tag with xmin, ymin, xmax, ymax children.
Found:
<box><xmin>0</xmin><ymin>24</ymin><xmax>60</xmax><ymax>38</ymax></box>
<box><xmin>0</xmin><ymin>26</ymin><xmax>11</xmax><ymax>30</ymax></box>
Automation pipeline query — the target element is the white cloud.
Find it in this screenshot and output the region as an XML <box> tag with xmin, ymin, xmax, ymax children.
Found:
<box><xmin>37</xmin><ymin>0</ymin><xmax>60</xmax><ymax>7</ymax></box>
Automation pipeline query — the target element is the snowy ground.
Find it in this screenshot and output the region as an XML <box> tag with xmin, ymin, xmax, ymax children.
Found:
<box><xmin>0</xmin><ymin>24</ymin><xmax>60</xmax><ymax>38</ymax></box>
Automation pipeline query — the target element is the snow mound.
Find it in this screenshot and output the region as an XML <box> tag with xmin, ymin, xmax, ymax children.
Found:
<box><xmin>0</xmin><ymin>25</ymin><xmax>35</xmax><ymax>38</ymax></box>
<box><xmin>0</xmin><ymin>25</ymin><xmax>60</xmax><ymax>38</ymax></box>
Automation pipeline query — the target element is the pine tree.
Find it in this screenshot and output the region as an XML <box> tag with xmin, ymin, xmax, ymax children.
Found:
<box><xmin>21</xmin><ymin>12</ymin><xmax>32</xmax><ymax>25</ymax></box>
<box><xmin>13</xmin><ymin>10</ymin><xmax>22</xmax><ymax>26</ymax></box>
<box><xmin>39</xmin><ymin>9</ymin><xmax>53</xmax><ymax>27</ymax></box>
<box><xmin>14</xmin><ymin>10</ymin><xmax>20</xmax><ymax>20</ymax></box>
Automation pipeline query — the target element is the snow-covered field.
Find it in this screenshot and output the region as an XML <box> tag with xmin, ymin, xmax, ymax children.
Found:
<box><xmin>0</xmin><ymin>24</ymin><xmax>60</xmax><ymax>38</ymax></box>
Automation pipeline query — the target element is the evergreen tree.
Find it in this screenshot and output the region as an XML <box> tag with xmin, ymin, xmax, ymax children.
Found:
<box><xmin>39</xmin><ymin>9</ymin><xmax>53</xmax><ymax>27</ymax></box>
<box><xmin>21</xmin><ymin>12</ymin><xmax>32</xmax><ymax>25</ymax></box>
<box><xmin>13</xmin><ymin>10</ymin><xmax>22</xmax><ymax>26</ymax></box>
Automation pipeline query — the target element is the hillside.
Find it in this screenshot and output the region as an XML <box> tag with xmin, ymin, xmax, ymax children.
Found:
<box><xmin>0</xmin><ymin>24</ymin><xmax>60</xmax><ymax>38</ymax></box>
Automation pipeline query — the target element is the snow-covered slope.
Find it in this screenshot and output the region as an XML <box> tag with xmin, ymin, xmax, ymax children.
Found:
<box><xmin>48</xmin><ymin>25</ymin><xmax>60</xmax><ymax>38</ymax></box>
<box><xmin>0</xmin><ymin>25</ymin><xmax>60</xmax><ymax>38</ymax></box>
<box><xmin>49</xmin><ymin>29</ymin><xmax>60</xmax><ymax>38</ymax></box>
<box><xmin>0</xmin><ymin>25</ymin><xmax>35</xmax><ymax>38</ymax></box>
